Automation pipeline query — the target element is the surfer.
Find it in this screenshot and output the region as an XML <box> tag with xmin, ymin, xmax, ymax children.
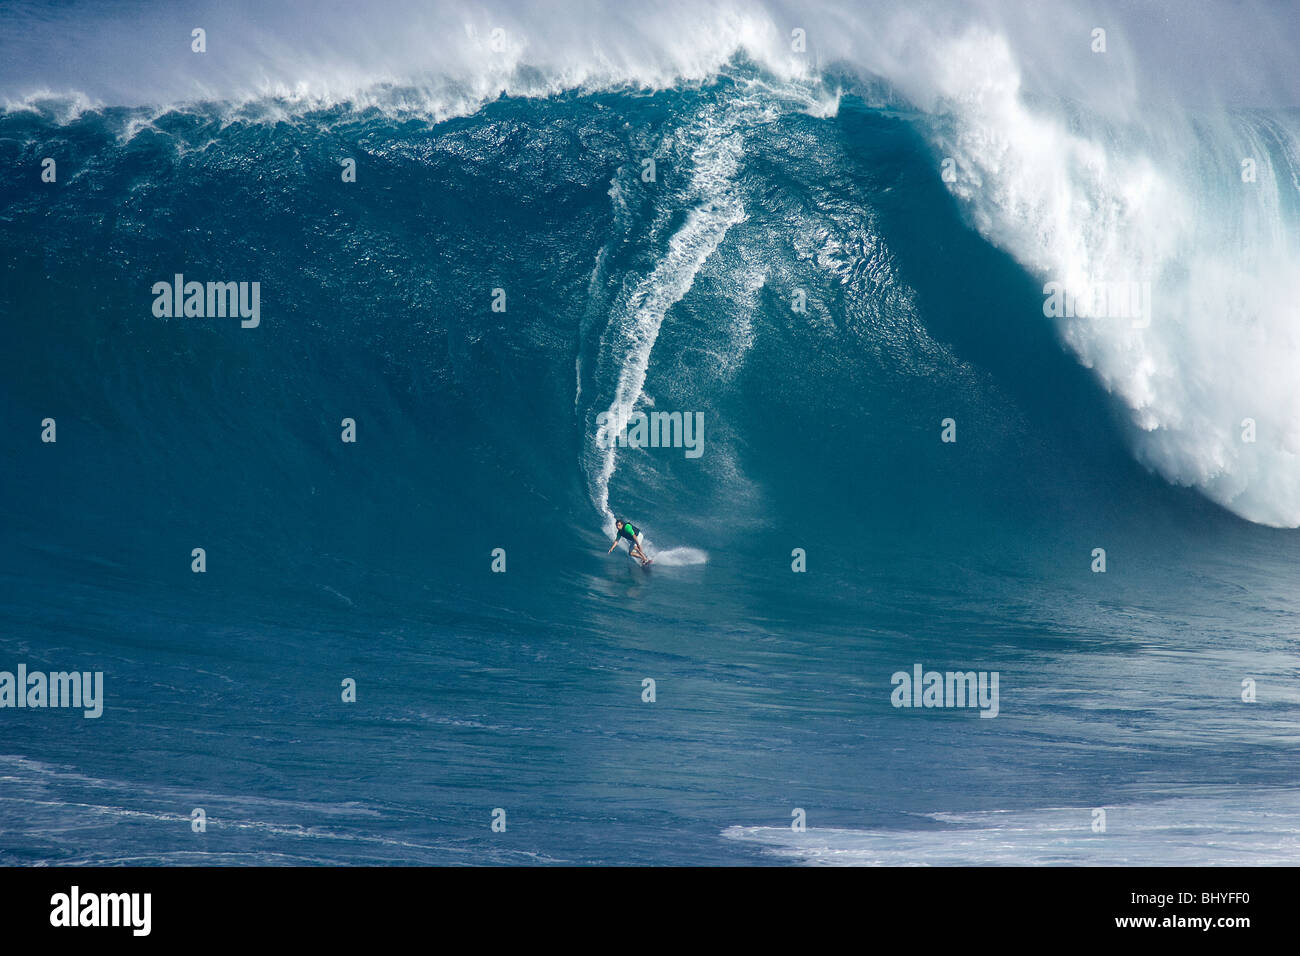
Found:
<box><xmin>608</xmin><ymin>517</ymin><xmax>651</xmax><ymax>566</ymax></box>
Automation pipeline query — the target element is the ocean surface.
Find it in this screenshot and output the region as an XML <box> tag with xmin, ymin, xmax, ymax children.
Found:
<box><xmin>1</xmin><ymin>0</ymin><xmax>1298</xmax><ymax>865</ymax></box>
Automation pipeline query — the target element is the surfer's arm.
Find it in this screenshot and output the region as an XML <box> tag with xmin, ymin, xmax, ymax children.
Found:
<box><xmin>607</xmin><ymin>540</ymin><xmax>619</xmax><ymax>553</ymax></box>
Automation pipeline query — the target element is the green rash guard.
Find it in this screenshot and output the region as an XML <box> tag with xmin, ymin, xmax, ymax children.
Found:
<box><xmin>617</xmin><ymin>521</ymin><xmax>640</xmax><ymax>541</ymax></box>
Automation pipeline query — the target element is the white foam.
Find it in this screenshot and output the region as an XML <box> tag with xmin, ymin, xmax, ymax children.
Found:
<box><xmin>0</xmin><ymin>0</ymin><xmax>810</xmax><ymax>123</ymax></box>
<box><xmin>913</xmin><ymin>28</ymin><xmax>1300</xmax><ymax>525</ymax></box>
<box><xmin>586</xmin><ymin>95</ymin><xmax>755</xmax><ymax>527</ymax></box>
<box><xmin>724</xmin><ymin>789</ymin><xmax>1300</xmax><ymax>865</ymax></box>
<box><xmin>649</xmin><ymin>547</ymin><xmax>709</xmax><ymax>566</ymax></box>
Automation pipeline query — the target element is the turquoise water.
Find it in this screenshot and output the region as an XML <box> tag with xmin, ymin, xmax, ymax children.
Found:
<box><xmin>2</xmin><ymin>5</ymin><xmax>1299</xmax><ymax>864</ymax></box>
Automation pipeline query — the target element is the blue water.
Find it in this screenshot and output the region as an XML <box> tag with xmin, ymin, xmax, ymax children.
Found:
<box><xmin>2</xmin><ymin>7</ymin><xmax>1300</xmax><ymax>864</ymax></box>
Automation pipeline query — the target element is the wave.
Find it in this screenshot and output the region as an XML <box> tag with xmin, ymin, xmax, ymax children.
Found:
<box><xmin>4</xmin><ymin>3</ymin><xmax>1300</xmax><ymax>870</ymax></box>
<box><xmin>913</xmin><ymin>29</ymin><xmax>1300</xmax><ymax>526</ymax></box>
<box><xmin>4</xmin><ymin>1</ymin><xmax>1300</xmax><ymax>530</ymax></box>
<box><xmin>0</xmin><ymin>0</ymin><xmax>811</xmax><ymax>124</ymax></box>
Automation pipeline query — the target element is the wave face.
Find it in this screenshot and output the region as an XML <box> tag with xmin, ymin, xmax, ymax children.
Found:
<box><xmin>3</xmin><ymin>1</ymin><xmax>1300</xmax><ymax>866</ymax></box>
<box><xmin>5</xmin><ymin>0</ymin><xmax>1299</xmax><ymax>526</ymax></box>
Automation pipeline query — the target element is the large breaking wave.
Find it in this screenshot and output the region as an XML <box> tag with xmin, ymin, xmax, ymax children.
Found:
<box><xmin>3</xmin><ymin>0</ymin><xmax>1299</xmax><ymax>537</ymax></box>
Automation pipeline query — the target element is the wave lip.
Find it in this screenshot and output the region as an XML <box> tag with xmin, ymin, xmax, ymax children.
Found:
<box><xmin>0</xmin><ymin>0</ymin><xmax>811</xmax><ymax>124</ymax></box>
<box><xmin>913</xmin><ymin>28</ymin><xmax>1300</xmax><ymax>527</ymax></box>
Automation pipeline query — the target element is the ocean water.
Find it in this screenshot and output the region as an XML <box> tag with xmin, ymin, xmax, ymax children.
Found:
<box><xmin>1</xmin><ymin>0</ymin><xmax>1299</xmax><ymax>865</ymax></box>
